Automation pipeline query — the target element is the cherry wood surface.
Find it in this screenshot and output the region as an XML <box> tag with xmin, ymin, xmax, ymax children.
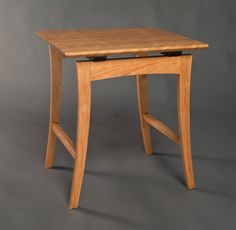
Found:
<box><xmin>36</xmin><ymin>28</ymin><xmax>208</xmax><ymax>57</ymax></box>
<box><xmin>66</xmin><ymin>55</ymin><xmax>195</xmax><ymax>208</ymax></box>
<box><xmin>38</xmin><ymin>28</ymin><xmax>207</xmax><ymax>209</ymax></box>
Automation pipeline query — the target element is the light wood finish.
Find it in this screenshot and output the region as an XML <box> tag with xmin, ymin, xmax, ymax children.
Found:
<box><xmin>69</xmin><ymin>62</ymin><xmax>92</xmax><ymax>209</ymax></box>
<box><xmin>45</xmin><ymin>45</ymin><xmax>62</xmax><ymax>168</ymax></box>
<box><xmin>143</xmin><ymin>114</ymin><xmax>180</xmax><ymax>145</ymax></box>
<box><xmin>52</xmin><ymin>124</ymin><xmax>76</xmax><ymax>159</ymax></box>
<box><xmin>37</xmin><ymin>28</ymin><xmax>208</xmax><ymax>209</ymax></box>
<box><xmin>90</xmin><ymin>55</ymin><xmax>182</xmax><ymax>81</ymax></box>
<box><xmin>44</xmin><ymin>54</ymin><xmax>196</xmax><ymax>209</ymax></box>
<box><xmin>67</xmin><ymin>55</ymin><xmax>194</xmax><ymax>209</ymax></box>
<box><xmin>136</xmin><ymin>75</ymin><xmax>153</xmax><ymax>154</ymax></box>
<box><xmin>36</xmin><ymin>28</ymin><xmax>208</xmax><ymax>58</ymax></box>
<box><xmin>177</xmin><ymin>55</ymin><xmax>195</xmax><ymax>189</ymax></box>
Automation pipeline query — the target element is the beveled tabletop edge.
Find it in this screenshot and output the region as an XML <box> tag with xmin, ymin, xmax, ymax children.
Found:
<box><xmin>60</xmin><ymin>45</ymin><xmax>208</xmax><ymax>58</ymax></box>
<box><xmin>36</xmin><ymin>28</ymin><xmax>209</xmax><ymax>58</ymax></box>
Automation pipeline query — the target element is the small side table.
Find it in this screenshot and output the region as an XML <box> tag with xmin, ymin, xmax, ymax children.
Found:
<box><xmin>36</xmin><ymin>28</ymin><xmax>208</xmax><ymax>209</ymax></box>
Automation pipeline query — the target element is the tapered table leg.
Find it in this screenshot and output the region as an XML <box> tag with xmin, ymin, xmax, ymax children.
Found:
<box><xmin>69</xmin><ymin>62</ymin><xmax>91</xmax><ymax>209</ymax></box>
<box><xmin>45</xmin><ymin>45</ymin><xmax>62</xmax><ymax>168</ymax></box>
<box><xmin>177</xmin><ymin>55</ymin><xmax>195</xmax><ymax>189</ymax></box>
<box><xmin>136</xmin><ymin>75</ymin><xmax>153</xmax><ymax>154</ymax></box>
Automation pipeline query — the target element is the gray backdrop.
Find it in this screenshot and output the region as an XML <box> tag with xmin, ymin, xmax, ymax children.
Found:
<box><xmin>0</xmin><ymin>0</ymin><xmax>235</xmax><ymax>230</ymax></box>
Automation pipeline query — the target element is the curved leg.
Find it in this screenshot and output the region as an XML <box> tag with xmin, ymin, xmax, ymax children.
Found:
<box><xmin>177</xmin><ymin>55</ymin><xmax>195</xmax><ymax>189</ymax></box>
<box><xmin>45</xmin><ymin>45</ymin><xmax>62</xmax><ymax>168</ymax></box>
<box><xmin>69</xmin><ymin>62</ymin><xmax>91</xmax><ymax>209</ymax></box>
<box><xmin>136</xmin><ymin>75</ymin><xmax>153</xmax><ymax>154</ymax></box>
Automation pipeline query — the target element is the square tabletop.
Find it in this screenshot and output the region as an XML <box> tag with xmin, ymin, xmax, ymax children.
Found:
<box><xmin>36</xmin><ymin>28</ymin><xmax>208</xmax><ymax>58</ymax></box>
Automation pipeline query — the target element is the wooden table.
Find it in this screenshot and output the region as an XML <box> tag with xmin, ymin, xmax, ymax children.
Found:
<box><xmin>36</xmin><ymin>28</ymin><xmax>208</xmax><ymax>209</ymax></box>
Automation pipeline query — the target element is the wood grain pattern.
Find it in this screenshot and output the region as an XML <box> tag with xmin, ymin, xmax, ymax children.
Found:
<box><xmin>36</xmin><ymin>28</ymin><xmax>208</xmax><ymax>57</ymax></box>
<box><xmin>143</xmin><ymin>114</ymin><xmax>180</xmax><ymax>145</ymax></box>
<box><xmin>45</xmin><ymin>45</ymin><xmax>62</xmax><ymax>168</ymax></box>
<box><xmin>136</xmin><ymin>75</ymin><xmax>153</xmax><ymax>154</ymax></box>
<box><xmin>42</xmin><ymin>46</ymin><xmax>197</xmax><ymax>208</ymax></box>
<box><xmin>69</xmin><ymin>62</ymin><xmax>92</xmax><ymax>209</ymax></box>
<box><xmin>52</xmin><ymin>124</ymin><xmax>76</xmax><ymax>159</ymax></box>
<box><xmin>177</xmin><ymin>55</ymin><xmax>195</xmax><ymax>189</ymax></box>
<box><xmin>37</xmin><ymin>27</ymin><xmax>206</xmax><ymax>209</ymax></box>
<box><xmin>90</xmin><ymin>55</ymin><xmax>182</xmax><ymax>81</ymax></box>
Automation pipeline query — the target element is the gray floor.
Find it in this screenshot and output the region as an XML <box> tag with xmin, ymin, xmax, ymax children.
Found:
<box><xmin>1</xmin><ymin>104</ymin><xmax>236</xmax><ymax>230</ymax></box>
